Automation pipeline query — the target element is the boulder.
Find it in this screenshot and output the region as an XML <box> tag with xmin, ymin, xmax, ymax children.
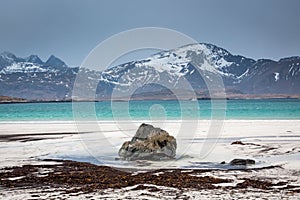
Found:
<box><xmin>229</xmin><ymin>158</ymin><xmax>255</xmax><ymax>166</ymax></box>
<box><xmin>118</xmin><ymin>123</ymin><xmax>177</xmax><ymax>161</ymax></box>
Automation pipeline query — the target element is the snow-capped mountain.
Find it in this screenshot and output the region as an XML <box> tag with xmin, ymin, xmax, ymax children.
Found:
<box><xmin>0</xmin><ymin>52</ymin><xmax>78</xmax><ymax>100</ymax></box>
<box><xmin>97</xmin><ymin>43</ymin><xmax>300</xmax><ymax>98</ymax></box>
<box><xmin>0</xmin><ymin>52</ymin><xmax>59</xmax><ymax>74</ymax></box>
<box><xmin>0</xmin><ymin>43</ymin><xmax>299</xmax><ymax>100</ymax></box>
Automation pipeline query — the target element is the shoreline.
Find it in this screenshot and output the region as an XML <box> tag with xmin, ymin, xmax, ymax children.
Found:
<box><xmin>1</xmin><ymin>96</ymin><xmax>300</xmax><ymax>104</ymax></box>
<box><xmin>1</xmin><ymin>119</ymin><xmax>300</xmax><ymax>123</ymax></box>
<box><xmin>0</xmin><ymin>120</ymin><xmax>299</xmax><ymax>198</ymax></box>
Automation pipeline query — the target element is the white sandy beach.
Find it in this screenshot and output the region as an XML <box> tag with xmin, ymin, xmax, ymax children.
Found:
<box><xmin>0</xmin><ymin>120</ymin><xmax>299</xmax><ymax>168</ymax></box>
<box><xmin>0</xmin><ymin>120</ymin><xmax>300</xmax><ymax>199</ymax></box>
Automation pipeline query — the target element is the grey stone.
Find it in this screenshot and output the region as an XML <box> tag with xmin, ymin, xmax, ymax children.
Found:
<box><xmin>118</xmin><ymin>123</ymin><xmax>177</xmax><ymax>161</ymax></box>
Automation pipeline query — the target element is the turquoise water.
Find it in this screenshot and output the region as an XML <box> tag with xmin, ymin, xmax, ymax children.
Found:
<box><xmin>0</xmin><ymin>99</ymin><xmax>299</xmax><ymax>121</ymax></box>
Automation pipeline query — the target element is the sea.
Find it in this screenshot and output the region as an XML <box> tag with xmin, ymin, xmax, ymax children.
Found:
<box><xmin>0</xmin><ymin>99</ymin><xmax>300</xmax><ymax>121</ymax></box>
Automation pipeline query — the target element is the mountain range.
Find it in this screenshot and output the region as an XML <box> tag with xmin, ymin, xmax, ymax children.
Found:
<box><xmin>0</xmin><ymin>43</ymin><xmax>299</xmax><ymax>101</ymax></box>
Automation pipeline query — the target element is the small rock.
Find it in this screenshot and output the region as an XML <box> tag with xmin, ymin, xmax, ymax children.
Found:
<box><xmin>118</xmin><ymin>123</ymin><xmax>177</xmax><ymax>161</ymax></box>
<box><xmin>231</xmin><ymin>141</ymin><xmax>245</xmax><ymax>145</ymax></box>
<box><xmin>230</xmin><ymin>158</ymin><xmax>255</xmax><ymax>166</ymax></box>
<box><xmin>220</xmin><ymin>161</ymin><xmax>226</xmax><ymax>164</ymax></box>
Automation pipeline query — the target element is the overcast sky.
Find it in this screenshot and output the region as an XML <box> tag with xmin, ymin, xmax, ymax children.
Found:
<box><xmin>0</xmin><ymin>0</ymin><xmax>299</xmax><ymax>66</ymax></box>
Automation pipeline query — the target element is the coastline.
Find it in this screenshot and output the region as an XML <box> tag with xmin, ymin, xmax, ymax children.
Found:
<box><xmin>1</xmin><ymin>96</ymin><xmax>300</xmax><ymax>105</ymax></box>
<box><xmin>0</xmin><ymin>120</ymin><xmax>299</xmax><ymax>199</ymax></box>
<box><xmin>1</xmin><ymin>93</ymin><xmax>300</xmax><ymax>104</ymax></box>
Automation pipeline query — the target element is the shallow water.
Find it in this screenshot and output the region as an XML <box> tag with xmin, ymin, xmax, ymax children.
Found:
<box><xmin>0</xmin><ymin>99</ymin><xmax>300</xmax><ymax>121</ymax></box>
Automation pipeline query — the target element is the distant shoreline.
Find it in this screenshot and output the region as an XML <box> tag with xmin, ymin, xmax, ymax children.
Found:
<box><xmin>1</xmin><ymin>95</ymin><xmax>300</xmax><ymax>104</ymax></box>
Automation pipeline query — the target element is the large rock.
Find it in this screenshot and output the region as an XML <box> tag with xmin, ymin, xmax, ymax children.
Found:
<box><xmin>118</xmin><ymin>123</ymin><xmax>177</xmax><ymax>161</ymax></box>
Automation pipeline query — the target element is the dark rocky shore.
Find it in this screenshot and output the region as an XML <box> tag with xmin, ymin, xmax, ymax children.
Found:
<box><xmin>1</xmin><ymin>159</ymin><xmax>299</xmax><ymax>197</ymax></box>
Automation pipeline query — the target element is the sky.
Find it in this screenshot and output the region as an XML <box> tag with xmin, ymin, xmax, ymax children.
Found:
<box><xmin>0</xmin><ymin>0</ymin><xmax>300</xmax><ymax>66</ymax></box>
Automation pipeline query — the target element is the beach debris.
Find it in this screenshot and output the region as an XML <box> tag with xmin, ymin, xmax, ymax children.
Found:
<box><xmin>230</xmin><ymin>158</ymin><xmax>255</xmax><ymax>166</ymax></box>
<box><xmin>118</xmin><ymin>123</ymin><xmax>177</xmax><ymax>161</ymax></box>
<box><xmin>231</xmin><ymin>140</ymin><xmax>261</xmax><ymax>146</ymax></box>
<box><xmin>231</xmin><ymin>141</ymin><xmax>245</xmax><ymax>145</ymax></box>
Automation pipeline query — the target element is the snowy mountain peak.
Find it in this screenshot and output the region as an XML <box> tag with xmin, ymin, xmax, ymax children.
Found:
<box><xmin>45</xmin><ymin>55</ymin><xmax>66</xmax><ymax>68</ymax></box>
<box><xmin>0</xmin><ymin>52</ymin><xmax>22</xmax><ymax>68</ymax></box>
<box><xmin>159</xmin><ymin>43</ymin><xmax>231</xmax><ymax>61</ymax></box>
<box><xmin>0</xmin><ymin>51</ymin><xmax>17</xmax><ymax>60</ymax></box>
<box><xmin>131</xmin><ymin>43</ymin><xmax>237</xmax><ymax>78</ymax></box>
<box><xmin>25</xmin><ymin>55</ymin><xmax>43</xmax><ymax>65</ymax></box>
<box><xmin>0</xmin><ymin>53</ymin><xmax>69</xmax><ymax>74</ymax></box>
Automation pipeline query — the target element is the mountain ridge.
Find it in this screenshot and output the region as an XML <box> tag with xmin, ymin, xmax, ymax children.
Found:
<box><xmin>0</xmin><ymin>43</ymin><xmax>299</xmax><ymax>100</ymax></box>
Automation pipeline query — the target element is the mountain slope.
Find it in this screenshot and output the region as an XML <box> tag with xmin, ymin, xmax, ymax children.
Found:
<box><xmin>0</xmin><ymin>53</ymin><xmax>77</xmax><ymax>100</ymax></box>
<box><xmin>0</xmin><ymin>44</ymin><xmax>299</xmax><ymax>100</ymax></box>
<box><xmin>239</xmin><ymin>57</ymin><xmax>300</xmax><ymax>94</ymax></box>
<box><xmin>97</xmin><ymin>43</ymin><xmax>300</xmax><ymax>98</ymax></box>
